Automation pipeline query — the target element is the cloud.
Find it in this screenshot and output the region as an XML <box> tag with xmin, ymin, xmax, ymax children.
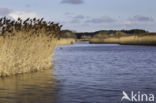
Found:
<box><xmin>123</xmin><ymin>15</ymin><xmax>154</xmax><ymax>25</ymax></box>
<box><xmin>66</xmin><ymin>14</ymin><xmax>85</xmax><ymax>24</ymax></box>
<box><xmin>0</xmin><ymin>8</ymin><xmax>37</xmax><ymax>20</ymax></box>
<box><xmin>86</xmin><ymin>16</ymin><xmax>116</xmax><ymax>24</ymax></box>
<box><xmin>9</xmin><ymin>11</ymin><xmax>37</xmax><ymax>20</ymax></box>
<box><xmin>70</xmin><ymin>19</ymin><xmax>80</xmax><ymax>23</ymax></box>
<box><xmin>74</xmin><ymin>15</ymin><xmax>85</xmax><ymax>19</ymax></box>
<box><xmin>0</xmin><ymin>8</ymin><xmax>12</xmax><ymax>16</ymax></box>
<box><xmin>61</xmin><ymin>0</ymin><xmax>84</xmax><ymax>4</ymax></box>
<box><xmin>129</xmin><ymin>15</ymin><xmax>154</xmax><ymax>22</ymax></box>
<box><xmin>123</xmin><ymin>20</ymin><xmax>132</xmax><ymax>25</ymax></box>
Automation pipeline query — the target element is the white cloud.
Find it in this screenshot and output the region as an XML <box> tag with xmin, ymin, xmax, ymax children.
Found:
<box><xmin>124</xmin><ymin>20</ymin><xmax>132</xmax><ymax>25</ymax></box>
<box><xmin>9</xmin><ymin>11</ymin><xmax>37</xmax><ymax>20</ymax></box>
<box><xmin>128</xmin><ymin>15</ymin><xmax>154</xmax><ymax>22</ymax></box>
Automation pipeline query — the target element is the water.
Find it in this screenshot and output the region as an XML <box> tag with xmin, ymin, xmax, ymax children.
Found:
<box><xmin>1</xmin><ymin>42</ymin><xmax>156</xmax><ymax>103</ymax></box>
<box><xmin>0</xmin><ymin>70</ymin><xmax>58</xmax><ymax>103</ymax></box>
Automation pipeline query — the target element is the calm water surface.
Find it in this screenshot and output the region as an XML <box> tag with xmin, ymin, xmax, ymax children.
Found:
<box><xmin>1</xmin><ymin>42</ymin><xmax>156</xmax><ymax>103</ymax></box>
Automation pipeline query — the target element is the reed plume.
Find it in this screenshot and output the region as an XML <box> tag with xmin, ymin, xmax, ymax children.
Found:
<box><xmin>0</xmin><ymin>17</ymin><xmax>62</xmax><ymax>77</ymax></box>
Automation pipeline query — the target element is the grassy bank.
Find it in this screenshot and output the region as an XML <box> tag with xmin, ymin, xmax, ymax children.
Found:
<box><xmin>90</xmin><ymin>37</ymin><xmax>119</xmax><ymax>44</ymax></box>
<box><xmin>89</xmin><ymin>33</ymin><xmax>156</xmax><ymax>45</ymax></box>
<box><xmin>0</xmin><ymin>17</ymin><xmax>61</xmax><ymax>77</ymax></box>
<box><xmin>119</xmin><ymin>34</ymin><xmax>156</xmax><ymax>45</ymax></box>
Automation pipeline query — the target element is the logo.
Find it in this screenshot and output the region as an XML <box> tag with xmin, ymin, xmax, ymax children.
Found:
<box><xmin>121</xmin><ymin>91</ymin><xmax>155</xmax><ymax>102</ymax></box>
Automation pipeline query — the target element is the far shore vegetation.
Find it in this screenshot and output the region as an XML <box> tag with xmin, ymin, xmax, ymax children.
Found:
<box><xmin>62</xmin><ymin>29</ymin><xmax>156</xmax><ymax>45</ymax></box>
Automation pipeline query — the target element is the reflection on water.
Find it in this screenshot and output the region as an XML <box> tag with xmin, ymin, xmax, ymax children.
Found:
<box><xmin>0</xmin><ymin>69</ymin><xmax>57</xmax><ymax>103</ymax></box>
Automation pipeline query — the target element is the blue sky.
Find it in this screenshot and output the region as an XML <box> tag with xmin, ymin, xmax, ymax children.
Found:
<box><xmin>0</xmin><ymin>0</ymin><xmax>156</xmax><ymax>32</ymax></box>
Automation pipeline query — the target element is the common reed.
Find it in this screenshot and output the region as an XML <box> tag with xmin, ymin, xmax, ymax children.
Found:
<box><xmin>0</xmin><ymin>17</ymin><xmax>62</xmax><ymax>77</ymax></box>
<box><xmin>119</xmin><ymin>34</ymin><xmax>156</xmax><ymax>45</ymax></box>
<box><xmin>90</xmin><ymin>32</ymin><xmax>156</xmax><ymax>45</ymax></box>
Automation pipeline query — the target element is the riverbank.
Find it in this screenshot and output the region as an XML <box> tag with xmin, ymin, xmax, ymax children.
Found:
<box><xmin>89</xmin><ymin>33</ymin><xmax>156</xmax><ymax>45</ymax></box>
<box><xmin>56</xmin><ymin>38</ymin><xmax>75</xmax><ymax>46</ymax></box>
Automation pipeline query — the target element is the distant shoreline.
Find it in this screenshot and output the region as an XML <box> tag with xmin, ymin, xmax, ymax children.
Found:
<box><xmin>89</xmin><ymin>33</ymin><xmax>156</xmax><ymax>45</ymax></box>
<box><xmin>61</xmin><ymin>29</ymin><xmax>156</xmax><ymax>45</ymax></box>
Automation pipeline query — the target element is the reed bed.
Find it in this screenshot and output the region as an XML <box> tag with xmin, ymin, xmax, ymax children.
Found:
<box><xmin>90</xmin><ymin>33</ymin><xmax>156</xmax><ymax>45</ymax></box>
<box><xmin>90</xmin><ymin>37</ymin><xmax>119</xmax><ymax>44</ymax></box>
<box><xmin>0</xmin><ymin>17</ymin><xmax>61</xmax><ymax>77</ymax></box>
<box><xmin>56</xmin><ymin>38</ymin><xmax>75</xmax><ymax>46</ymax></box>
<box><xmin>119</xmin><ymin>34</ymin><xmax>156</xmax><ymax>45</ymax></box>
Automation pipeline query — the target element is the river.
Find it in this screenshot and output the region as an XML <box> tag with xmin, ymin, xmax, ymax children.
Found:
<box><xmin>0</xmin><ymin>42</ymin><xmax>156</xmax><ymax>103</ymax></box>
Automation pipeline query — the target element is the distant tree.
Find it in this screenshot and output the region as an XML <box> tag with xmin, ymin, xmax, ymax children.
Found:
<box><xmin>61</xmin><ymin>30</ymin><xmax>77</xmax><ymax>38</ymax></box>
<box><xmin>121</xmin><ymin>29</ymin><xmax>148</xmax><ymax>34</ymax></box>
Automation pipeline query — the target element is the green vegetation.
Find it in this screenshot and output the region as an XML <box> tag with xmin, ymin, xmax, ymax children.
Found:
<box><xmin>121</xmin><ymin>29</ymin><xmax>148</xmax><ymax>34</ymax></box>
<box><xmin>62</xmin><ymin>29</ymin><xmax>148</xmax><ymax>40</ymax></box>
<box><xmin>75</xmin><ymin>29</ymin><xmax>148</xmax><ymax>39</ymax></box>
<box><xmin>60</xmin><ymin>30</ymin><xmax>76</xmax><ymax>39</ymax></box>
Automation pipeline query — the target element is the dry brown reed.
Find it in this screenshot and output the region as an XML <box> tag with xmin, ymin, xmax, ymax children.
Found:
<box><xmin>119</xmin><ymin>34</ymin><xmax>156</xmax><ymax>45</ymax></box>
<box><xmin>0</xmin><ymin>17</ymin><xmax>62</xmax><ymax>77</ymax></box>
<box><xmin>90</xmin><ymin>33</ymin><xmax>156</xmax><ymax>45</ymax></box>
<box><xmin>56</xmin><ymin>38</ymin><xmax>75</xmax><ymax>46</ymax></box>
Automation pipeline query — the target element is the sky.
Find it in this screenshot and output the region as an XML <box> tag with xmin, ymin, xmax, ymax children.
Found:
<box><xmin>0</xmin><ymin>0</ymin><xmax>156</xmax><ymax>32</ymax></box>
